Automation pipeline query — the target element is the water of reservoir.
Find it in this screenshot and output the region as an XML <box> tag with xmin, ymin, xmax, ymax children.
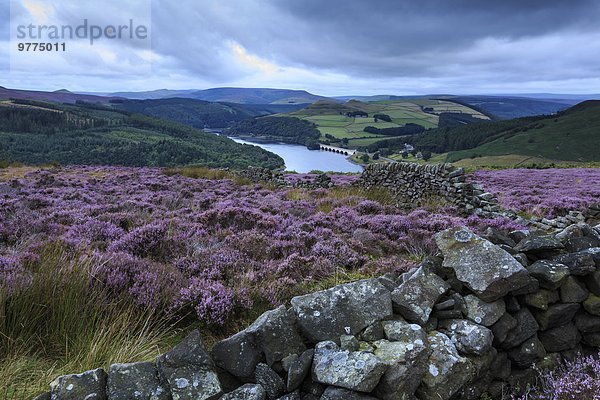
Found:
<box><xmin>231</xmin><ymin>138</ymin><xmax>363</xmax><ymax>173</ymax></box>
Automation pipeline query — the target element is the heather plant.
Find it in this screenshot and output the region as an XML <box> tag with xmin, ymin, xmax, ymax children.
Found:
<box><xmin>470</xmin><ymin>168</ymin><xmax>600</xmax><ymax>218</ymax></box>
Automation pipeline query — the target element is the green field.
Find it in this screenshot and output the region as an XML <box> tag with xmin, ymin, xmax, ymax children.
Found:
<box><xmin>285</xmin><ymin>98</ymin><xmax>488</xmax><ymax>149</ymax></box>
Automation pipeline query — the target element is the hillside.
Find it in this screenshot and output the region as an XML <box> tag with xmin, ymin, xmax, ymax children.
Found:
<box><xmin>0</xmin><ymin>100</ymin><xmax>283</xmax><ymax>169</ymax></box>
<box><xmin>446</xmin><ymin>100</ymin><xmax>600</xmax><ymax>163</ymax></box>
<box><xmin>225</xmin><ymin>116</ymin><xmax>321</xmax><ymax>147</ymax></box>
<box><xmin>112</xmin><ymin>98</ymin><xmax>306</xmax><ymax>129</ymax></box>
<box><xmin>449</xmin><ymin>95</ymin><xmax>575</xmax><ymax>119</ymax></box>
<box><xmin>0</xmin><ymin>86</ymin><xmax>119</xmax><ymax>104</ymax></box>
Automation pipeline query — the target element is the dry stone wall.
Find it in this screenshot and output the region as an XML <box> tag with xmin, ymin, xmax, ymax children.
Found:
<box><xmin>37</xmin><ymin>222</ymin><xmax>600</xmax><ymax>400</ymax></box>
<box><xmin>358</xmin><ymin>162</ymin><xmax>500</xmax><ymax>215</ymax></box>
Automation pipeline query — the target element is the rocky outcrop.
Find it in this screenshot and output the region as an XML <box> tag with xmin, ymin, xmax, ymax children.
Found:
<box><xmin>37</xmin><ymin>223</ymin><xmax>600</xmax><ymax>400</ymax></box>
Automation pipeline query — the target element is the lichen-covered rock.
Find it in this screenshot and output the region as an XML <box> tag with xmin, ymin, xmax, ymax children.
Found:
<box><xmin>107</xmin><ymin>362</ymin><xmax>169</xmax><ymax>400</ymax></box>
<box><xmin>157</xmin><ymin>330</ymin><xmax>222</xmax><ymax>400</ymax></box>
<box><xmin>286</xmin><ymin>349</ymin><xmax>314</xmax><ymax>392</ymax></box>
<box><xmin>382</xmin><ymin>319</ymin><xmax>426</xmax><ymax>343</ymax></box>
<box><xmin>463</xmin><ymin>295</ymin><xmax>505</xmax><ymax>327</ymax></box>
<box><xmin>213</xmin><ymin>306</ymin><xmax>305</xmax><ymax>379</ymax></box>
<box><xmin>438</xmin><ymin>319</ymin><xmax>493</xmax><ymax>356</ymax></box>
<box><xmin>220</xmin><ymin>384</ymin><xmax>266</xmax><ymax>400</ymax></box>
<box><xmin>255</xmin><ymin>363</ymin><xmax>285</xmax><ymax>400</ymax></box>
<box><xmin>416</xmin><ymin>332</ymin><xmax>473</xmax><ymax>400</ymax></box>
<box><xmin>435</xmin><ymin>227</ymin><xmax>530</xmax><ymax>301</ymax></box>
<box><xmin>526</xmin><ymin>260</ymin><xmax>570</xmax><ymax>290</ymax></box>
<box><xmin>391</xmin><ymin>266</ymin><xmax>450</xmax><ymax>325</ymax></box>
<box><xmin>523</xmin><ymin>289</ymin><xmax>559</xmax><ymax>311</ymax></box>
<box><xmin>320</xmin><ymin>387</ymin><xmax>378</xmax><ymax>400</ymax></box>
<box><xmin>291</xmin><ymin>279</ymin><xmax>392</xmax><ymax>343</ymax></box>
<box><xmin>50</xmin><ymin>368</ymin><xmax>107</xmax><ymax>400</ymax></box>
<box><xmin>312</xmin><ymin>341</ymin><xmax>386</xmax><ymax>393</ymax></box>
<box><xmin>373</xmin><ymin>335</ymin><xmax>431</xmax><ymax>400</ymax></box>
<box><xmin>553</xmin><ymin>252</ymin><xmax>596</xmax><ymax>276</ymax></box>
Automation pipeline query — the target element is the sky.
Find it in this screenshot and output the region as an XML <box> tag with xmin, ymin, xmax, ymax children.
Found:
<box><xmin>1</xmin><ymin>0</ymin><xmax>600</xmax><ymax>96</ymax></box>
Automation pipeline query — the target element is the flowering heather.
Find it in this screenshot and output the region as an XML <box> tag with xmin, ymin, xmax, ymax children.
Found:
<box><xmin>0</xmin><ymin>166</ymin><xmax>517</xmax><ymax>326</ymax></box>
<box><xmin>470</xmin><ymin>168</ymin><xmax>600</xmax><ymax>218</ymax></box>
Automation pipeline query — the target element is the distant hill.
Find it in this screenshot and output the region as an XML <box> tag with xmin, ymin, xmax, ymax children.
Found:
<box><xmin>0</xmin><ymin>86</ymin><xmax>119</xmax><ymax>104</ymax></box>
<box><xmin>0</xmin><ymin>99</ymin><xmax>283</xmax><ymax>169</ymax></box>
<box><xmin>448</xmin><ymin>96</ymin><xmax>576</xmax><ymax>119</ymax></box>
<box><xmin>289</xmin><ymin>100</ymin><xmax>362</xmax><ymax>116</ymax></box>
<box><xmin>99</xmin><ymin>87</ymin><xmax>330</xmax><ymax>104</ymax></box>
<box><xmin>112</xmin><ymin>98</ymin><xmax>307</xmax><ymax>129</ymax></box>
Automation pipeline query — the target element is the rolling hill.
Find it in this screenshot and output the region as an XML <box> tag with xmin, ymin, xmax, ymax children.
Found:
<box><xmin>449</xmin><ymin>95</ymin><xmax>576</xmax><ymax>119</ymax></box>
<box><xmin>0</xmin><ymin>86</ymin><xmax>119</xmax><ymax>104</ymax></box>
<box><xmin>0</xmin><ymin>99</ymin><xmax>283</xmax><ymax>169</ymax></box>
<box><xmin>445</xmin><ymin>100</ymin><xmax>600</xmax><ymax>163</ymax></box>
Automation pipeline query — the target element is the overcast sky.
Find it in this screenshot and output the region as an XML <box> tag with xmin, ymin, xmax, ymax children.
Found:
<box><xmin>1</xmin><ymin>0</ymin><xmax>600</xmax><ymax>95</ymax></box>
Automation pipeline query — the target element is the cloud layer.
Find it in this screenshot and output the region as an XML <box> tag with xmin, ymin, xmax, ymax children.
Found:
<box><xmin>1</xmin><ymin>0</ymin><xmax>600</xmax><ymax>94</ymax></box>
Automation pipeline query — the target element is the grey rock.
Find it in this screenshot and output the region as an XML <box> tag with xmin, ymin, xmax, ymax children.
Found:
<box><xmin>526</xmin><ymin>260</ymin><xmax>570</xmax><ymax>289</ymax></box>
<box><xmin>382</xmin><ymin>319</ymin><xmax>427</xmax><ymax>343</ymax></box>
<box><xmin>533</xmin><ymin>303</ymin><xmax>580</xmax><ymax>330</ymax></box>
<box><xmin>291</xmin><ymin>279</ymin><xmax>392</xmax><ymax>343</ymax></box>
<box><xmin>278</xmin><ymin>392</ymin><xmax>301</xmax><ymax>400</ymax></box>
<box><xmin>50</xmin><ymin>368</ymin><xmax>107</xmax><ymax>400</ymax></box>
<box><xmin>281</xmin><ymin>354</ymin><xmax>298</xmax><ymax>373</ymax></box>
<box><xmin>507</xmin><ymin>336</ymin><xmax>546</xmax><ymax>368</ymax></box>
<box><xmin>213</xmin><ymin>306</ymin><xmax>305</xmax><ymax>379</ymax></box>
<box><xmin>220</xmin><ymin>384</ymin><xmax>266</xmax><ymax>400</ymax></box>
<box><xmin>360</xmin><ymin>322</ymin><xmax>384</xmax><ymax>342</ymax></box>
<box><xmin>514</xmin><ymin>234</ymin><xmax>564</xmax><ymax>254</ymax></box>
<box><xmin>312</xmin><ymin>341</ymin><xmax>386</xmax><ymax>393</ymax></box>
<box><xmin>255</xmin><ymin>364</ymin><xmax>285</xmax><ymax>400</ymax></box>
<box><xmin>287</xmin><ymin>349</ymin><xmax>314</xmax><ymax>392</ymax></box>
<box><xmin>373</xmin><ymin>333</ymin><xmax>431</xmax><ymax>399</ymax></box>
<box><xmin>585</xmin><ymin>270</ymin><xmax>600</xmax><ymax>295</ymax></box>
<box><xmin>157</xmin><ymin>330</ymin><xmax>222</xmax><ymax>400</ymax></box>
<box><xmin>416</xmin><ymin>332</ymin><xmax>473</xmax><ymax>400</ymax></box>
<box><xmin>500</xmin><ymin>309</ymin><xmax>539</xmax><ymax>349</ymax></box>
<box><xmin>491</xmin><ymin>313</ymin><xmax>518</xmax><ymax>346</ymax></box>
<box><xmin>391</xmin><ymin>266</ymin><xmax>450</xmax><ymax>325</ymax></box>
<box><xmin>560</xmin><ymin>276</ymin><xmax>589</xmax><ymax>303</ymax></box>
<box><xmin>438</xmin><ymin>319</ymin><xmax>493</xmax><ymax>356</ymax></box>
<box><xmin>463</xmin><ymin>295</ymin><xmax>505</xmax><ymax>327</ymax></box>
<box><xmin>539</xmin><ymin>323</ymin><xmax>580</xmax><ymax>352</ymax></box>
<box><xmin>340</xmin><ymin>335</ymin><xmax>359</xmax><ymax>352</ymax></box>
<box><xmin>552</xmin><ymin>252</ymin><xmax>596</xmax><ymax>276</ymax></box>
<box><xmin>108</xmin><ymin>362</ymin><xmax>169</xmax><ymax>400</ymax></box>
<box><xmin>320</xmin><ymin>387</ymin><xmax>378</xmax><ymax>400</ymax></box>
<box><xmin>435</xmin><ymin>227</ymin><xmax>530</xmax><ymax>302</ymax></box>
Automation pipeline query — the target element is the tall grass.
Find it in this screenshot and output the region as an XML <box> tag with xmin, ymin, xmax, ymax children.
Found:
<box><xmin>0</xmin><ymin>245</ymin><xmax>176</xmax><ymax>399</ymax></box>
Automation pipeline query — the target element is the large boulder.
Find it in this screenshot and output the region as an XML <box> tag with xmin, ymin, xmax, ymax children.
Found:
<box><xmin>291</xmin><ymin>279</ymin><xmax>392</xmax><ymax>343</ymax></box>
<box><xmin>416</xmin><ymin>332</ymin><xmax>473</xmax><ymax>400</ymax></box>
<box><xmin>157</xmin><ymin>330</ymin><xmax>222</xmax><ymax>400</ymax></box>
<box><xmin>50</xmin><ymin>368</ymin><xmax>107</xmax><ymax>400</ymax></box>
<box><xmin>312</xmin><ymin>341</ymin><xmax>386</xmax><ymax>393</ymax></box>
<box><xmin>391</xmin><ymin>266</ymin><xmax>450</xmax><ymax>325</ymax></box>
<box><xmin>220</xmin><ymin>384</ymin><xmax>266</xmax><ymax>400</ymax></box>
<box><xmin>213</xmin><ymin>306</ymin><xmax>306</xmax><ymax>379</ymax></box>
<box><xmin>372</xmin><ymin>334</ymin><xmax>431</xmax><ymax>400</ymax></box>
<box><xmin>438</xmin><ymin>319</ymin><xmax>493</xmax><ymax>356</ymax></box>
<box><xmin>463</xmin><ymin>295</ymin><xmax>505</xmax><ymax>327</ymax></box>
<box><xmin>107</xmin><ymin>362</ymin><xmax>169</xmax><ymax>400</ymax></box>
<box><xmin>435</xmin><ymin>227</ymin><xmax>530</xmax><ymax>301</ymax></box>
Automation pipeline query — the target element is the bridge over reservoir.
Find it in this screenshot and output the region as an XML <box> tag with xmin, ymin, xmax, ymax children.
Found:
<box><xmin>319</xmin><ymin>144</ymin><xmax>356</xmax><ymax>156</ymax></box>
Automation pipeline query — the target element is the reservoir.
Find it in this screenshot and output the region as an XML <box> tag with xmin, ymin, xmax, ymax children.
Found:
<box><xmin>230</xmin><ymin>138</ymin><xmax>363</xmax><ymax>173</ymax></box>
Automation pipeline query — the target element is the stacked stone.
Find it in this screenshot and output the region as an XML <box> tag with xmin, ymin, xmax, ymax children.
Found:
<box><xmin>357</xmin><ymin>162</ymin><xmax>499</xmax><ymax>215</ymax></box>
<box><xmin>37</xmin><ymin>223</ymin><xmax>600</xmax><ymax>400</ymax></box>
<box><xmin>235</xmin><ymin>168</ymin><xmax>333</xmax><ymax>189</ymax></box>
